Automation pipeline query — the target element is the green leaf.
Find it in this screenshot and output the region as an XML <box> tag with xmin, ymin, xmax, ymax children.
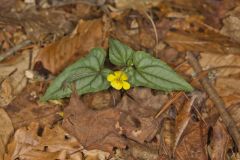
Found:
<box><xmin>40</xmin><ymin>48</ymin><xmax>111</xmax><ymax>101</ymax></box>
<box><xmin>109</xmin><ymin>39</ymin><xmax>134</xmax><ymax>67</ymax></box>
<box><xmin>125</xmin><ymin>51</ymin><xmax>193</xmax><ymax>92</ymax></box>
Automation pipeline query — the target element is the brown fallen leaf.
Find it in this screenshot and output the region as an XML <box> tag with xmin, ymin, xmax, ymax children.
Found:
<box><xmin>0</xmin><ymin>49</ymin><xmax>37</xmax><ymax>106</ymax></box>
<box><xmin>160</xmin><ymin>118</ymin><xmax>175</xmax><ymax>157</ymax></box>
<box><xmin>165</xmin><ymin>30</ymin><xmax>240</xmax><ymax>55</ymax></box>
<box><xmin>221</xmin><ymin>6</ymin><xmax>240</xmax><ymax>43</ymax></box>
<box><xmin>35</xmin><ymin>17</ymin><xmax>110</xmax><ymax>74</ymax></box>
<box><xmin>164</xmin><ymin>16</ymin><xmax>240</xmax><ymax>55</ymax></box>
<box><xmin>174</xmin><ymin>94</ymin><xmax>197</xmax><ymax>151</ymax></box>
<box><xmin>83</xmin><ymin>90</ymin><xmax>121</xmax><ymax>110</ymax></box>
<box><xmin>5</xmin><ymin>84</ymin><xmax>61</xmax><ymax>129</ymax></box>
<box><xmin>62</xmin><ymin>92</ymin><xmax>126</xmax><ymax>152</ymax></box>
<box><xmin>0</xmin><ymin>8</ymin><xmax>73</xmax><ymax>41</ymax></box>
<box><xmin>117</xmin><ymin>91</ymin><xmax>163</xmax><ymax>143</ymax></box>
<box><xmin>196</xmin><ymin>53</ymin><xmax>240</xmax><ymax>98</ymax></box>
<box><xmin>127</xmin><ymin>87</ymin><xmax>168</xmax><ymax>112</ymax></box>
<box><xmin>0</xmin><ymin>0</ymin><xmax>15</xmax><ymax>11</ymax></box>
<box><xmin>0</xmin><ymin>79</ymin><xmax>13</xmax><ymax>106</ymax></box>
<box><xmin>83</xmin><ymin>149</ymin><xmax>110</xmax><ymax>160</ymax></box>
<box><xmin>0</xmin><ymin>108</ymin><xmax>14</xmax><ymax>160</ymax></box>
<box><xmin>5</xmin><ymin>122</ymin><xmax>83</xmax><ymax>160</ymax></box>
<box><xmin>175</xmin><ymin>121</ymin><xmax>208</xmax><ymax>160</ymax></box>
<box><xmin>159</xmin><ymin>0</ymin><xmax>235</xmax><ymax>28</ymax></box>
<box><xmin>111</xmin><ymin>12</ymin><xmax>171</xmax><ymax>54</ymax></box>
<box><xmin>210</xmin><ymin>120</ymin><xmax>231</xmax><ymax>160</ymax></box>
<box><xmin>128</xmin><ymin>141</ymin><xmax>160</xmax><ymax>160</ymax></box>
<box><xmin>115</xmin><ymin>0</ymin><xmax>161</xmax><ymax>11</ymax></box>
<box><xmin>227</xmin><ymin>102</ymin><xmax>240</xmax><ymax>129</ymax></box>
<box><xmin>119</xmin><ymin>113</ymin><xmax>160</xmax><ymax>144</ymax></box>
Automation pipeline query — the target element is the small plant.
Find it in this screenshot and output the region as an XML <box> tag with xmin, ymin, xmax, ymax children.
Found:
<box><xmin>41</xmin><ymin>39</ymin><xmax>193</xmax><ymax>101</ymax></box>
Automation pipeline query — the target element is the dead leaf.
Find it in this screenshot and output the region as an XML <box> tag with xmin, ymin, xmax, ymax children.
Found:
<box><xmin>0</xmin><ymin>108</ymin><xmax>14</xmax><ymax>160</ymax></box>
<box><xmin>159</xmin><ymin>0</ymin><xmax>235</xmax><ymax>28</ymax></box>
<box><xmin>63</xmin><ymin>92</ymin><xmax>126</xmax><ymax>152</ymax></box>
<box><xmin>5</xmin><ymin>122</ymin><xmax>83</xmax><ymax>160</ymax></box>
<box><xmin>127</xmin><ymin>87</ymin><xmax>168</xmax><ymax>111</ymax></box>
<box><xmin>5</xmin><ymin>84</ymin><xmax>61</xmax><ymax>129</ymax></box>
<box><xmin>221</xmin><ymin>6</ymin><xmax>240</xmax><ymax>43</ymax></box>
<box><xmin>160</xmin><ymin>118</ymin><xmax>175</xmax><ymax>157</ymax></box>
<box><xmin>117</xmin><ymin>90</ymin><xmax>163</xmax><ymax>143</ymax></box>
<box><xmin>0</xmin><ymin>0</ymin><xmax>15</xmax><ymax>12</ymax></box>
<box><xmin>164</xmin><ymin>16</ymin><xmax>240</xmax><ymax>55</ymax></box>
<box><xmin>175</xmin><ymin>121</ymin><xmax>208</xmax><ymax>160</ymax></box>
<box><xmin>198</xmin><ymin>53</ymin><xmax>240</xmax><ymax>96</ymax></box>
<box><xmin>210</xmin><ymin>120</ymin><xmax>231</xmax><ymax>160</ymax></box>
<box><xmin>0</xmin><ymin>49</ymin><xmax>37</xmax><ymax>106</ymax></box>
<box><xmin>83</xmin><ymin>90</ymin><xmax>121</xmax><ymax>110</ymax></box>
<box><xmin>165</xmin><ymin>30</ymin><xmax>240</xmax><ymax>55</ymax></box>
<box><xmin>199</xmin><ymin>54</ymin><xmax>240</xmax><ymax>77</ymax></box>
<box><xmin>73</xmin><ymin>3</ymin><xmax>103</xmax><ymax>19</ymax></box>
<box><xmin>35</xmin><ymin>17</ymin><xmax>110</xmax><ymax>74</ymax></box>
<box><xmin>83</xmin><ymin>149</ymin><xmax>110</xmax><ymax>160</ymax></box>
<box><xmin>174</xmin><ymin>95</ymin><xmax>196</xmax><ymax>151</ymax></box>
<box><xmin>0</xmin><ymin>79</ymin><xmax>13</xmax><ymax>106</ymax></box>
<box><xmin>115</xmin><ymin>0</ymin><xmax>161</xmax><ymax>11</ymax></box>
<box><xmin>119</xmin><ymin>113</ymin><xmax>160</xmax><ymax>144</ymax></box>
<box><xmin>0</xmin><ymin>9</ymin><xmax>73</xmax><ymax>41</ymax></box>
<box><xmin>128</xmin><ymin>141</ymin><xmax>160</xmax><ymax>160</ymax></box>
<box><xmin>228</xmin><ymin>102</ymin><xmax>240</xmax><ymax>129</ymax></box>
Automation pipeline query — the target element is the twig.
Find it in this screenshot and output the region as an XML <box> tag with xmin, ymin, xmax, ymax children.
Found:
<box><xmin>0</xmin><ymin>39</ymin><xmax>32</xmax><ymax>62</ymax></box>
<box><xmin>186</xmin><ymin>52</ymin><xmax>240</xmax><ymax>151</ymax></box>
<box><xmin>143</xmin><ymin>10</ymin><xmax>158</xmax><ymax>47</ymax></box>
<box><xmin>155</xmin><ymin>91</ymin><xmax>184</xmax><ymax>118</ymax></box>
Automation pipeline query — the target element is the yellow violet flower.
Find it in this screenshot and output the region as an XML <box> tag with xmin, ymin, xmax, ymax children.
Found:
<box><xmin>107</xmin><ymin>71</ymin><xmax>131</xmax><ymax>90</ymax></box>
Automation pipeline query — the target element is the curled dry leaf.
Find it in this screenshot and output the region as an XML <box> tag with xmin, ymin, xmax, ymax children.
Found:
<box><xmin>5</xmin><ymin>123</ymin><xmax>83</xmax><ymax>160</ymax></box>
<box><xmin>0</xmin><ymin>108</ymin><xmax>14</xmax><ymax>160</ymax></box>
<box><xmin>35</xmin><ymin>17</ymin><xmax>110</xmax><ymax>74</ymax></box>
<box><xmin>117</xmin><ymin>88</ymin><xmax>167</xmax><ymax>143</ymax></box>
<box><xmin>5</xmin><ymin>84</ymin><xmax>61</xmax><ymax>129</ymax></box>
<box><xmin>0</xmin><ymin>49</ymin><xmax>37</xmax><ymax>106</ymax></box>
<box><xmin>63</xmin><ymin>92</ymin><xmax>126</xmax><ymax>152</ymax></box>
<box><xmin>210</xmin><ymin>120</ymin><xmax>231</xmax><ymax>160</ymax></box>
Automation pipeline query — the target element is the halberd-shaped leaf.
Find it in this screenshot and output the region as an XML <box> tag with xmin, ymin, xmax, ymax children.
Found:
<box><xmin>109</xmin><ymin>39</ymin><xmax>134</xmax><ymax>66</ymax></box>
<box><xmin>125</xmin><ymin>51</ymin><xmax>193</xmax><ymax>92</ymax></box>
<box><xmin>41</xmin><ymin>48</ymin><xmax>111</xmax><ymax>101</ymax></box>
